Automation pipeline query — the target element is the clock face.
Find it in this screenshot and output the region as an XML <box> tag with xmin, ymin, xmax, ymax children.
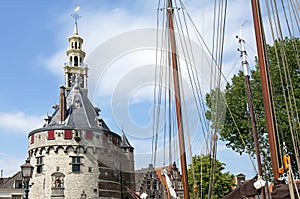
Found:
<box><xmin>68</xmin><ymin>73</ymin><xmax>84</xmax><ymax>88</ymax></box>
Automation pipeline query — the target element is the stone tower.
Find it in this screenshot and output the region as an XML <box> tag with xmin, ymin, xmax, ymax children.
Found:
<box><xmin>27</xmin><ymin>8</ymin><xmax>135</xmax><ymax>199</ymax></box>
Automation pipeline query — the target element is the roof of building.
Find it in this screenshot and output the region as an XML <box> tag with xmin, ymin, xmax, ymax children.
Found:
<box><xmin>0</xmin><ymin>171</ymin><xmax>22</xmax><ymax>189</ymax></box>
<box><xmin>46</xmin><ymin>84</ymin><xmax>110</xmax><ymax>131</ymax></box>
<box><xmin>120</xmin><ymin>132</ymin><xmax>134</xmax><ymax>149</ymax></box>
<box><xmin>135</xmin><ymin>164</ymin><xmax>155</xmax><ymax>190</ymax></box>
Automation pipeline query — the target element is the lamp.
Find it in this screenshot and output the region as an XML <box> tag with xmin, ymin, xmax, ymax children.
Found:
<box><xmin>20</xmin><ymin>158</ymin><xmax>34</xmax><ymax>199</ymax></box>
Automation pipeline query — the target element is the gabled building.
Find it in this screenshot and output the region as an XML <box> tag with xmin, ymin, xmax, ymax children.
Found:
<box><xmin>135</xmin><ymin>163</ymin><xmax>184</xmax><ymax>199</ymax></box>
<box><xmin>26</xmin><ymin>10</ymin><xmax>135</xmax><ymax>199</ymax></box>
<box><xmin>0</xmin><ymin>171</ymin><xmax>23</xmax><ymax>199</ymax></box>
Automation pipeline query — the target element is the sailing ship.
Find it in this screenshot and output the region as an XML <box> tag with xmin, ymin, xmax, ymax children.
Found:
<box><xmin>134</xmin><ymin>0</ymin><xmax>300</xmax><ymax>198</ymax></box>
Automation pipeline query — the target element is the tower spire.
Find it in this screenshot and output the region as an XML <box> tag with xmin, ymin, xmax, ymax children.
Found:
<box><xmin>71</xmin><ymin>6</ymin><xmax>81</xmax><ymax>35</ymax></box>
<box><xmin>64</xmin><ymin>6</ymin><xmax>88</xmax><ymax>94</ymax></box>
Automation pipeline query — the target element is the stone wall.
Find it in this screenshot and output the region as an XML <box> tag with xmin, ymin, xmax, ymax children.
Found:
<box><xmin>28</xmin><ymin>129</ymin><xmax>134</xmax><ymax>199</ymax></box>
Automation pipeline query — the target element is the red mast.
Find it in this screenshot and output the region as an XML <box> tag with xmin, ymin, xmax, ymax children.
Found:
<box><xmin>251</xmin><ymin>0</ymin><xmax>280</xmax><ymax>179</ymax></box>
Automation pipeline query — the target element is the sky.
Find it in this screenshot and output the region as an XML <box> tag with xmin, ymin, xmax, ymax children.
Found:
<box><xmin>0</xmin><ymin>0</ymin><xmax>265</xmax><ymax>178</ymax></box>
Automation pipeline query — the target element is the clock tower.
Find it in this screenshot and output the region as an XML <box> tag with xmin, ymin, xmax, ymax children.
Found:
<box><xmin>64</xmin><ymin>8</ymin><xmax>88</xmax><ymax>93</ymax></box>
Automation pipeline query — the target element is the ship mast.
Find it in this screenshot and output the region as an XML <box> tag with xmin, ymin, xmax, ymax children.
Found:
<box><xmin>251</xmin><ymin>0</ymin><xmax>280</xmax><ymax>179</ymax></box>
<box><xmin>166</xmin><ymin>0</ymin><xmax>190</xmax><ymax>198</ymax></box>
<box><xmin>237</xmin><ymin>29</ymin><xmax>266</xmax><ymax>199</ymax></box>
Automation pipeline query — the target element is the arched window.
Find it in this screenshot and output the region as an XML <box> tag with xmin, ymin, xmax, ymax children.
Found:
<box><xmin>75</xmin><ymin>42</ymin><xmax>78</xmax><ymax>49</ymax></box>
<box><xmin>74</xmin><ymin>56</ymin><xmax>78</xmax><ymax>66</ymax></box>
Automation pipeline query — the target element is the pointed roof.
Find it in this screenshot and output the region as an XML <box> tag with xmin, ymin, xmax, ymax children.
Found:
<box><xmin>120</xmin><ymin>132</ymin><xmax>134</xmax><ymax>149</ymax></box>
<box><xmin>47</xmin><ymin>84</ymin><xmax>110</xmax><ymax>131</ymax></box>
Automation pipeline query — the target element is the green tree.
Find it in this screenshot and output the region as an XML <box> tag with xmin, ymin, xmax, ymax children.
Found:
<box><xmin>188</xmin><ymin>155</ymin><xmax>234</xmax><ymax>199</ymax></box>
<box><xmin>205</xmin><ymin>37</ymin><xmax>300</xmax><ymax>178</ymax></box>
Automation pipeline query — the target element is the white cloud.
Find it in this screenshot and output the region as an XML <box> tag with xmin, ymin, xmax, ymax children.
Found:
<box><xmin>0</xmin><ymin>112</ymin><xmax>43</xmax><ymax>134</ymax></box>
<box><xmin>37</xmin><ymin>0</ymin><xmax>266</xmax><ymax>175</ymax></box>
<box><xmin>0</xmin><ymin>153</ymin><xmax>24</xmax><ymax>177</ymax></box>
<box><xmin>42</xmin><ymin>0</ymin><xmax>259</xmax><ymax>102</ymax></box>
<box><xmin>43</xmin><ymin>2</ymin><xmax>157</xmax><ymax>77</ymax></box>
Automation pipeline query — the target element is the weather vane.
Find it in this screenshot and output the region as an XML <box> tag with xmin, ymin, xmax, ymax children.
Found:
<box><xmin>71</xmin><ymin>6</ymin><xmax>81</xmax><ymax>26</ymax></box>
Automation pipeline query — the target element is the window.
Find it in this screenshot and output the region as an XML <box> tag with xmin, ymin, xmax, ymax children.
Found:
<box><xmin>72</xmin><ymin>157</ymin><xmax>82</xmax><ymax>172</ymax></box>
<box><xmin>36</xmin><ymin>156</ymin><xmax>43</xmax><ymax>173</ymax></box>
<box><xmin>178</xmin><ymin>182</ymin><xmax>183</xmax><ymax>190</ymax></box>
<box><xmin>74</xmin><ymin>56</ymin><xmax>78</xmax><ymax>66</ymax></box>
<box><xmin>64</xmin><ymin>130</ymin><xmax>72</xmax><ymax>139</ymax></box>
<box><xmin>153</xmin><ymin>182</ymin><xmax>157</xmax><ymax>190</ymax></box>
<box><xmin>86</xmin><ymin>131</ymin><xmax>93</xmax><ymax>140</ymax></box>
<box><xmin>112</xmin><ymin>136</ymin><xmax>118</xmax><ymax>145</ymax></box>
<box><xmin>14</xmin><ymin>180</ymin><xmax>23</xmax><ymax>188</ymax></box>
<box><xmin>48</xmin><ymin>130</ymin><xmax>55</xmax><ymax>139</ymax></box>
<box><xmin>108</xmin><ymin>135</ymin><xmax>113</xmax><ymax>142</ymax></box>
<box><xmin>146</xmin><ymin>180</ymin><xmax>151</xmax><ymax>190</ymax></box>
<box><xmin>103</xmin><ymin>133</ymin><xmax>108</xmax><ymax>141</ymax></box>
<box><xmin>30</xmin><ymin>134</ymin><xmax>34</xmax><ymax>143</ymax></box>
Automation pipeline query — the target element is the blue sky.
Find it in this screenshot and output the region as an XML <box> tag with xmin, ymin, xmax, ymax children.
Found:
<box><xmin>0</xmin><ymin>0</ymin><xmax>263</xmax><ymax>178</ymax></box>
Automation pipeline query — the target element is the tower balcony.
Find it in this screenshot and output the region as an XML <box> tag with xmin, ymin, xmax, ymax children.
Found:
<box><xmin>64</xmin><ymin>62</ymin><xmax>88</xmax><ymax>68</ymax></box>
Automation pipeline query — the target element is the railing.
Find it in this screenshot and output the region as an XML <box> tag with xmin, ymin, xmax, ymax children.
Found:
<box><xmin>63</xmin><ymin>62</ymin><xmax>88</xmax><ymax>68</ymax></box>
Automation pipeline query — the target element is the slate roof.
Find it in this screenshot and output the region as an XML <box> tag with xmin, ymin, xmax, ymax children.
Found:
<box><xmin>47</xmin><ymin>84</ymin><xmax>110</xmax><ymax>131</ymax></box>
<box><xmin>120</xmin><ymin>132</ymin><xmax>134</xmax><ymax>149</ymax></box>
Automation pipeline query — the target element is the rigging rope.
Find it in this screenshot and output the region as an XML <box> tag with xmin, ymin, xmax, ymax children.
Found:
<box><xmin>152</xmin><ymin>1</ymin><xmax>282</xmax><ymax>198</ymax></box>
<box><xmin>265</xmin><ymin>0</ymin><xmax>300</xmax><ymax>177</ymax></box>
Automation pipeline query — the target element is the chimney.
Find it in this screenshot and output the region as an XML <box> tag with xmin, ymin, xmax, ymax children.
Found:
<box><xmin>59</xmin><ymin>86</ymin><xmax>66</xmax><ymax>122</ymax></box>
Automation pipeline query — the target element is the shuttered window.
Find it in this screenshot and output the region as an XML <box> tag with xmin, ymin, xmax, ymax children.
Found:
<box><xmin>64</xmin><ymin>130</ymin><xmax>72</xmax><ymax>139</ymax></box>
<box><xmin>86</xmin><ymin>131</ymin><xmax>93</xmax><ymax>140</ymax></box>
<box><xmin>48</xmin><ymin>130</ymin><xmax>55</xmax><ymax>140</ymax></box>
<box><xmin>31</xmin><ymin>134</ymin><xmax>34</xmax><ymax>143</ymax></box>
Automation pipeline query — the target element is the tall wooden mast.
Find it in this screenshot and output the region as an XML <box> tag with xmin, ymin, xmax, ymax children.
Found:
<box><xmin>166</xmin><ymin>0</ymin><xmax>190</xmax><ymax>198</ymax></box>
<box><xmin>251</xmin><ymin>0</ymin><xmax>280</xmax><ymax>179</ymax></box>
